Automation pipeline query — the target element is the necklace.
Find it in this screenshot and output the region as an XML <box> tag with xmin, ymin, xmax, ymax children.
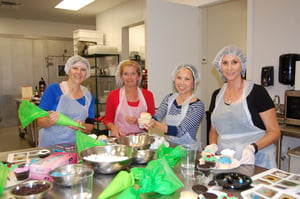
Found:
<box><xmin>224</xmin><ymin>81</ymin><xmax>244</xmax><ymax>105</ymax></box>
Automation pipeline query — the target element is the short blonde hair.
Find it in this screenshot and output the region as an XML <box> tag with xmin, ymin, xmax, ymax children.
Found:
<box><xmin>115</xmin><ymin>60</ymin><xmax>142</xmax><ymax>88</ymax></box>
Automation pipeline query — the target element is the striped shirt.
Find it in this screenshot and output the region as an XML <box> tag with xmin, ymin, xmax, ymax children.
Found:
<box><xmin>153</xmin><ymin>93</ymin><xmax>205</xmax><ymax>140</ymax></box>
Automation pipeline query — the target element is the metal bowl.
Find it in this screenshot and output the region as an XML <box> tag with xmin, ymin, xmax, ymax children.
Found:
<box><xmin>115</xmin><ymin>134</ymin><xmax>155</xmax><ymax>150</ymax></box>
<box><xmin>134</xmin><ymin>149</ymin><xmax>155</xmax><ymax>164</ymax></box>
<box><xmin>80</xmin><ymin>145</ymin><xmax>136</xmax><ymax>174</ymax></box>
<box><xmin>10</xmin><ymin>180</ymin><xmax>52</xmax><ymax>199</ymax></box>
<box><xmin>49</xmin><ymin>164</ymin><xmax>93</xmax><ymax>187</ymax></box>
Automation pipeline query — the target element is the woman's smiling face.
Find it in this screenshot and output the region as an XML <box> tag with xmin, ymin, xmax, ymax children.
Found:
<box><xmin>121</xmin><ymin>65</ymin><xmax>140</xmax><ymax>87</ymax></box>
<box><xmin>68</xmin><ymin>62</ymin><xmax>87</xmax><ymax>83</ymax></box>
<box><xmin>221</xmin><ymin>54</ymin><xmax>242</xmax><ymax>81</ymax></box>
<box><xmin>174</xmin><ymin>68</ymin><xmax>194</xmax><ymax>94</ymax></box>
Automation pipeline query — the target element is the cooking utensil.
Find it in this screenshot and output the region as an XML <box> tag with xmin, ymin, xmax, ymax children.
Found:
<box><xmin>80</xmin><ymin>145</ymin><xmax>135</xmax><ymax>174</ymax></box>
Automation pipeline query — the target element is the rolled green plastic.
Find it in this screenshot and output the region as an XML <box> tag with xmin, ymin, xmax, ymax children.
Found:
<box><xmin>56</xmin><ymin>112</ymin><xmax>85</xmax><ymax>129</ymax></box>
<box><xmin>18</xmin><ymin>100</ymin><xmax>49</xmax><ymax>128</ymax></box>
<box><xmin>98</xmin><ymin>171</ymin><xmax>134</xmax><ymax>199</ymax></box>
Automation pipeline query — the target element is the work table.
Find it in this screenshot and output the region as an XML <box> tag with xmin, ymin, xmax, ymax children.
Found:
<box><xmin>0</xmin><ymin>147</ymin><xmax>267</xmax><ymax>199</ymax></box>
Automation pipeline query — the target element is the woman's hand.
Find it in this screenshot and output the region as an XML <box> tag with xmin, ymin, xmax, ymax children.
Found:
<box><xmin>125</xmin><ymin>116</ymin><xmax>138</xmax><ymax>124</ymax></box>
<box><xmin>239</xmin><ymin>144</ymin><xmax>255</xmax><ymax>165</ymax></box>
<box><xmin>37</xmin><ymin>111</ymin><xmax>59</xmax><ymax>129</ymax></box>
<box><xmin>47</xmin><ymin>111</ymin><xmax>59</xmax><ymax>125</ymax></box>
<box><xmin>143</xmin><ymin>119</ymin><xmax>156</xmax><ymax>130</ymax></box>
<box><xmin>69</xmin><ymin>120</ymin><xmax>85</xmax><ymax>130</ymax></box>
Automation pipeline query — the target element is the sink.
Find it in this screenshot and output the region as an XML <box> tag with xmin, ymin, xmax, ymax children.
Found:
<box><xmin>276</xmin><ymin>112</ymin><xmax>284</xmax><ymax>124</ymax></box>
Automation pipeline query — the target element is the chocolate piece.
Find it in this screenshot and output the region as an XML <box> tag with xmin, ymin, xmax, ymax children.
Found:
<box><xmin>202</xmin><ymin>192</ymin><xmax>218</xmax><ymax>199</ymax></box>
<box><xmin>12</xmin><ymin>183</ymin><xmax>50</xmax><ymax>195</ymax></box>
<box><xmin>192</xmin><ymin>184</ymin><xmax>208</xmax><ymax>194</ymax></box>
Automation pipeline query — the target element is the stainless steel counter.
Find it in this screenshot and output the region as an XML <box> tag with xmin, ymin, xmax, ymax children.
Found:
<box><xmin>0</xmin><ymin>147</ymin><xmax>267</xmax><ymax>199</ymax></box>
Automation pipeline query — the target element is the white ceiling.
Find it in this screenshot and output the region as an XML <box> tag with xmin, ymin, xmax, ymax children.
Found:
<box><xmin>0</xmin><ymin>0</ymin><xmax>128</xmax><ymax>25</ymax></box>
<box><xmin>0</xmin><ymin>0</ymin><xmax>229</xmax><ymax>26</ymax></box>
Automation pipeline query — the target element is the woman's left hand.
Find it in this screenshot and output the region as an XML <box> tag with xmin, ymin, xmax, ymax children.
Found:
<box><xmin>125</xmin><ymin>116</ymin><xmax>138</xmax><ymax>124</ymax></box>
<box><xmin>69</xmin><ymin>120</ymin><xmax>85</xmax><ymax>131</ymax></box>
<box><xmin>143</xmin><ymin>119</ymin><xmax>155</xmax><ymax>130</ymax></box>
<box><xmin>240</xmin><ymin>144</ymin><xmax>255</xmax><ymax>165</ymax></box>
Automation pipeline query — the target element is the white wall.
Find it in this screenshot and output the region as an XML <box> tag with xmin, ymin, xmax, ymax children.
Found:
<box><xmin>248</xmin><ymin>0</ymin><xmax>300</xmax><ymax>100</ymax></box>
<box><xmin>129</xmin><ymin>24</ymin><xmax>145</xmax><ymax>60</ymax></box>
<box><xmin>147</xmin><ymin>0</ymin><xmax>201</xmax><ymax>104</ymax></box>
<box><xmin>0</xmin><ymin>18</ymin><xmax>95</xmax><ymax>38</ymax></box>
<box><xmin>95</xmin><ymin>0</ymin><xmax>146</xmax><ymax>58</ymax></box>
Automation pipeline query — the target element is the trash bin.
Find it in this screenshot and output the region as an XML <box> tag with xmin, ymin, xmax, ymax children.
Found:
<box><xmin>287</xmin><ymin>146</ymin><xmax>300</xmax><ymax>173</ymax></box>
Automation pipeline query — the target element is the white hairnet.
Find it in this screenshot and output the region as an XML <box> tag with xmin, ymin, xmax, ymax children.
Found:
<box><xmin>212</xmin><ymin>45</ymin><xmax>247</xmax><ymax>80</ymax></box>
<box><xmin>171</xmin><ymin>64</ymin><xmax>200</xmax><ymax>92</ymax></box>
<box><xmin>115</xmin><ymin>60</ymin><xmax>142</xmax><ymax>88</ymax></box>
<box><xmin>64</xmin><ymin>55</ymin><xmax>91</xmax><ymax>79</ymax></box>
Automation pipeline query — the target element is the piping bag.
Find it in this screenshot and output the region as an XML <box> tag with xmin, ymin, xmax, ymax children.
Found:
<box><xmin>18</xmin><ymin>99</ymin><xmax>85</xmax><ymax>129</ymax></box>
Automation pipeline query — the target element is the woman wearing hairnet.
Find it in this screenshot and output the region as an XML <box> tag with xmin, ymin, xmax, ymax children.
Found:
<box><xmin>206</xmin><ymin>45</ymin><xmax>280</xmax><ymax>169</ymax></box>
<box><xmin>37</xmin><ymin>55</ymin><xmax>95</xmax><ymax>146</ymax></box>
<box><xmin>144</xmin><ymin>64</ymin><xmax>205</xmax><ymax>145</ymax></box>
<box><xmin>103</xmin><ymin>60</ymin><xmax>155</xmax><ymax>137</ymax></box>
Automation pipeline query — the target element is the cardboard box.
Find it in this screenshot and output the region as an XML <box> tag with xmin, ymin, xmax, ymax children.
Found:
<box><xmin>30</xmin><ymin>152</ymin><xmax>77</xmax><ymax>181</ymax></box>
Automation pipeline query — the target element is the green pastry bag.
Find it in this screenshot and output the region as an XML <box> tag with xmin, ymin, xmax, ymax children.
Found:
<box><xmin>138</xmin><ymin>158</ymin><xmax>184</xmax><ymax>195</ymax></box>
<box><xmin>18</xmin><ymin>99</ymin><xmax>49</xmax><ymax>128</ymax></box>
<box><xmin>76</xmin><ymin>130</ymin><xmax>106</xmax><ymax>155</ymax></box>
<box><xmin>97</xmin><ymin>171</ymin><xmax>135</xmax><ymax>199</ymax></box>
<box><xmin>18</xmin><ymin>99</ymin><xmax>84</xmax><ymax>129</ymax></box>
<box><xmin>0</xmin><ymin>162</ymin><xmax>8</xmax><ymax>196</ymax></box>
<box><xmin>56</xmin><ymin>112</ymin><xmax>85</xmax><ymax>129</ymax></box>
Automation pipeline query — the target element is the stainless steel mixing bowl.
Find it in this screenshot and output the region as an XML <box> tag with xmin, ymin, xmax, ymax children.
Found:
<box><xmin>115</xmin><ymin>134</ymin><xmax>155</xmax><ymax>150</ymax></box>
<box><xmin>80</xmin><ymin>145</ymin><xmax>135</xmax><ymax>174</ymax></box>
<box><xmin>10</xmin><ymin>180</ymin><xmax>52</xmax><ymax>199</ymax></box>
<box><xmin>133</xmin><ymin>149</ymin><xmax>155</xmax><ymax>164</ymax></box>
<box><xmin>49</xmin><ymin>164</ymin><xmax>93</xmax><ymax>187</ymax></box>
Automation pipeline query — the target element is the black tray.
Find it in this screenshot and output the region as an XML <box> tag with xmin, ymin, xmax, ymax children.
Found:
<box><xmin>214</xmin><ymin>172</ymin><xmax>252</xmax><ymax>190</ymax></box>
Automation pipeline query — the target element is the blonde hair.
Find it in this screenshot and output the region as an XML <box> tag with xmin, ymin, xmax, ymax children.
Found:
<box><xmin>115</xmin><ymin>60</ymin><xmax>142</xmax><ymax>88</ymax></box>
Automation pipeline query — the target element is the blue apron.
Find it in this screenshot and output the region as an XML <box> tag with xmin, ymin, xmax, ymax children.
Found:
<box><xmin>39</xmin><ymin>82</ymin><xmax>91</xmax><ymax>146</ymax></box>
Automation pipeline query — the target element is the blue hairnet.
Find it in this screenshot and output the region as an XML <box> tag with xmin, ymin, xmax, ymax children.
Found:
<box><xmin>64</xmin><ymin>55</ymin><xmax>91</xmax><ymax>79</ymax></box>
<box><xmin>172</xmin><ymin>64</ymin><xmax>200</xmax><ymax>92</ymax></box>
<box><xmin>212</xmin><ymin>45</ymin><xmax>247</xmax><ymax>80</ymax></box>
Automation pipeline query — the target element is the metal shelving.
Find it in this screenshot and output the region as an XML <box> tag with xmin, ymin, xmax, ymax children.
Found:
<box><xmin>83</xmin><ymin>54</ymin><xmax>119</xmax><ymax>135</ymax></box>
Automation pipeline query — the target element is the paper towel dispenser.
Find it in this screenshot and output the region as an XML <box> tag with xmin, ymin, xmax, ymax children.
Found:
<box><xmin>279</xmin><ymin>54</ymin><xmax>300</xmax><ymax>85</ymax></box>
<box><xmin>261</xmin><ymin>66</ymin><xmax>274</xmax><ymax>87</ymax></box>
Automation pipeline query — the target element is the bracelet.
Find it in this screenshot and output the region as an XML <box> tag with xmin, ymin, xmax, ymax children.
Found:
<box><xmin>251</xmin><ymin>143</ymin><xmax>258</xmax><ymax>154</ymax></box>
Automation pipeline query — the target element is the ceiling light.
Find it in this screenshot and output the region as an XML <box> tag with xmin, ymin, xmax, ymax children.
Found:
<box><xmin>164</xmin><ymin>0</ymin><xmax>230</xmax><ymax>7</ymax></box>
<box><xmin>55</xmin><ymin>0</ymin><xmax>95</xmax><ymax>11</ymax></box>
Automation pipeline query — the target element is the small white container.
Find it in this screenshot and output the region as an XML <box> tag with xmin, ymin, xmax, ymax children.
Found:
<box><xmin>287</xmin><ymin>146</ymin><xmax>300</xmax><ymax>173</ymax></box>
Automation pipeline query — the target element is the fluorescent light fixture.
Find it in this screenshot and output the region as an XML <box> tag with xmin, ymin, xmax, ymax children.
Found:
<box><xmin>55</xmin><ymin>0</ymin><xmax>95</xmax><ymax>11</ymax></box>
<box><xmin>164</xmin><ymin>0</ymin><xmax>230</xmax><ymax>7</ymax></box>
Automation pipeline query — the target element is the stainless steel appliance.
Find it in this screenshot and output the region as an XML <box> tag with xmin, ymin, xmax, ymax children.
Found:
<box><xmin>284</xmin><ymin>90</ymin><xmax>300</xmax><ymax>126</ymax></box>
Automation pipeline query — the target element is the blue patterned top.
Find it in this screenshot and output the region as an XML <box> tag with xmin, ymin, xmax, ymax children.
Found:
<box><xmin>153</xmin><ymin>93</ymin><xmax>205</xmax><ymax>140</ymax></box>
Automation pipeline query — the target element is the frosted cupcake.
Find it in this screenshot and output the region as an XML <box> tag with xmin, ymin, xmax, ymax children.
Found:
<box><xmin>217</xmin><ymin>156</ymin><xmax>232</xmax><ymax>169</ymax></box>
<box><xmin>220</xmin><ymin>149</ymin><xmax>235</xmax><ymax>160</ymax></box>
<box><xmin>14</xmin><ymin>166</ymin><xmax>29</xmax><ymax>181</ymax></box>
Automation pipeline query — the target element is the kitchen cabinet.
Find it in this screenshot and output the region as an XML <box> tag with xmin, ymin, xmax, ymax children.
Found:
<box><xmin>83</xmin><ymin>54</ymin><xmax>119</xmax><ymax>135</ymax></box>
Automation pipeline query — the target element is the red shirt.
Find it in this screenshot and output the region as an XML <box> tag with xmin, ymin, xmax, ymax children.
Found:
<box><xmin>104</xmin><ymin>88</ymin><xmax>155</xmax><ymax>127</ymax></box>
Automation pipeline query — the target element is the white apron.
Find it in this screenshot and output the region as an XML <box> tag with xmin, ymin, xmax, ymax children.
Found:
<box><xmin>39</xmin><ymin>82</ymin><xmax>91</xmax><ymax>146</ymax></box>
<box><xmin>211</xmin><ymin>81</ymin><xmax>277</xmax><ymax>169</ymax></box>
<box><xmin>165</xmin><ymin>93</ymin><xmax>198</xmax><ymax>145</ymax></box>
<box><xmin>114</xmin><ymin>87</ymin><xmax>148</xmax><ymax>136</ymax></box>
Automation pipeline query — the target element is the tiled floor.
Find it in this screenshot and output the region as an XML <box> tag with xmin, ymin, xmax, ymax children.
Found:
<box><xmin>0</xmin><ymin>126</ymin><xmax>33</xmax><ymax>152</ymax></box>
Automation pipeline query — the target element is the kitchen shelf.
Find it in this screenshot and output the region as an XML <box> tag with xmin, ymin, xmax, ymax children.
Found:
<box><xmin>83</xmin><ymin>54</ymin><xmax>119</xmax><ymax>135</ymax></box>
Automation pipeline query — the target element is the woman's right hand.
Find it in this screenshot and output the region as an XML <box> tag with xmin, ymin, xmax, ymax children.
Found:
<box><xmin>110</xmin><ymin>125</ymin><xmax>121</xmax><ymax>137</ymax></box>
<box><xmin>47</xmin><ymin>111</ymin><xmax>59</xmax><ymax>126</ymax></box>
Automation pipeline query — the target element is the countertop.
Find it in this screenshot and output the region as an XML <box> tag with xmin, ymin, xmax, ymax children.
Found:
<box><xmin>0</xmin><ymin>147</ymin><xmax>267</xmax><ymax>199</ymax></box>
